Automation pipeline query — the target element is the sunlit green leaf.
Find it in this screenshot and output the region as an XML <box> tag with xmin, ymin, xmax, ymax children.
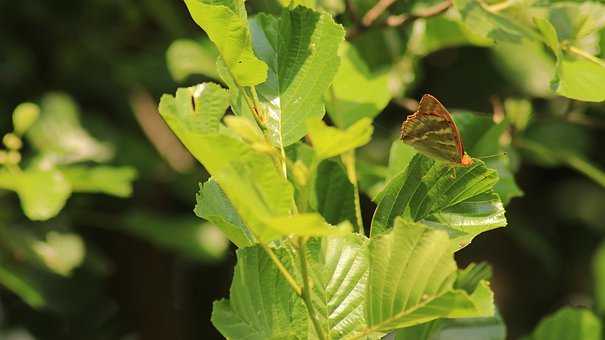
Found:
<box><xmin>184</xmin><ymin>0</ymin><xmax>268</xmax><ymax>86</ymax></box>
<box><xmin>61</xmin><ymin>166</ymin><xmax>137</xmax><ymax>197</ymax></box>
<box><xmin>524</xmin><ymin>307</ymin><xmax>601</xmax><ymax>340</ymax></box>
<box><xmin>307</xmin><ymin>118</ymin><xmax>373</xmax><ymax>160</ymax></box>
<box><xmin>371</xmin><ymin>154</ymin><xmax>505</xmax><ymax>243</ymax></box>
<box><xmin>250</xmin><ymin>7</ymin><xmax>345</xmax><ymax>146</ymax></box>
<box><xmin>308</xmin><ymin>234</ymin><xmax>369</xmax><ymax>339</ymax></box>
<box><xmin>166</xmin><ymin>38</ymin><xmax>220</xmax><ymax>81</ymax></box>
<box><xmin>552</xmin><ymin>54</ymin><xmax>605</xmax><ymax>102</ymax></box>
<box><xmin>325</xmin><ymin>41</ymin><xmax>390</xmax><ymax>128</ymax></box>
<box><xmin>195</xmin><ymin>178</ymin><xmax>254</xmax><ymax>248</ymax></box>
<box><xmin>366</xmin><ymin>219</ymin><xmax>494</xmax><ymax>331</ymax></box>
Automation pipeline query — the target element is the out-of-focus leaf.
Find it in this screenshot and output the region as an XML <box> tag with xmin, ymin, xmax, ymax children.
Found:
<box><xmin>366</xmin><ymin>218</ymin><xmax>495</xmax><ymax>331</ymax></box>
<box><xmin>491</xmin><ymin>39</ymin><xmax>556</xmax><ymax>98</ymax></box>
<box><xmin>195</xmin><ymin>178</ymin><xmax>254</xmax><ymax>248</ymax></box>
<box><xmin>357</xmin><ymin>160</ymin><xmax>388</xmax><ymax>199</ymax></box>
<box><xmin>386</xmin><ymin>142</ymin><xmax>416</xmax><ymax>182</ymax></box>
<box><xmin>593</xmin><ymin>241</ymin><xmax>605</xmax><ymax>315</ymax></box>
<box><xmin>211</xmin><ymin>246</ymin><xmax>308</xmax><ymax>339</ymax></box>
<box><xmin>307</xmin><ymin>118</ymin><xmax>373</xmax><ymax>160</ymax></box>
<box><xmin>517</xmin><ymin>120</ymin><xmax>605</xmax><ymax>187</ymax></box>
<box><xmin>166</xmin><ymin>38</ymin><xmax>220</xmax><ymax>81</ymax></box>
<box><xmin>325</xmin><ymin>41</ymin><xmax>390</xmax><ymax>128</ymax></box>
<box><xmin>0</xmin><ymin>260</ymin><xmax>45</xmax><ymax>308</ymax></box>
<box><xmin>504</xmin><ymin>98</ymin><xmax>532</xmax><ymax>131</ymax></box>
<box><xmin>0</xmin><ymin>328</ymin><xmax>36</xmax><ymax>340</ymax></box>
<box><xmin>26</xmin><ymin>93</ymin><xmax>113</xmax><ymax>164</ymax></box>
<box><xmin>12</xmin><ymin>102</ymin><xmax>39</xmax><ymax>136</ymax></box>
<box><xmin>524</xmin><ymin>307</ymin><xmax>601</xmax><ymax>340</ymax></box>
<box><xmin>122</xmin><ymin>213</ymin><xmax>229</xmax><ymax>261</ymax></box>
<box><xmin>31</xmin><ymin>231</ymin><xmax>85</xmax><ymax>276</ymax></box>
<box><xmin>454</xmin><ymin>0</ymin><xmax>540</xmax><ymax>43</ymax></box>
<box><xmin>308</xmin><ymin>234</ymin><xmax>369</xmax><ymax>339</ymax></box>
<box><xmin>453</xmin><ymin>112</ymin><xmax>522</xmax><ymax>205</ymax></box>
<box><xmin>61</xmin><ymin>166</ymin><xmax>137</xmax><ymax>197</ymax></box>
<box><xmin>552</xmin><ymin>55</ymin><xmax>605</xmax><ymax>102</ymax></box>
<box><xmin>394</xmin><ymin>313</ymin><xmax>506</xmax><ymax>340</ymax></box>
<box><xmin>0</xmin><ymin>168</ymin><xmax>71</xmax><ymax>221</ymax></box>
<box><xmin>250</xmin><ymin>7</ymin><xmax>345</xmax><ymax>146</ymax></box>
<box><xmin>184</xmin><ymin>0</ymin><xmax>268</xmax><ymax>86</ymax></box>
<box><xmin>371</xmin><ymin>155</ymin><xmax>505</xmax><ymax>246</ymax></box>
<box><xmin>312</xmin><ymin>159</ymin><xmax>356</xmax><ymax>225</ymax></box>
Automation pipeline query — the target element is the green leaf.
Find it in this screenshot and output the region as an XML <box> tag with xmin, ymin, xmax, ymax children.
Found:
<box><xmin>525</xmin><ymin>307</ymin><xmax>601</xmax><ymax>340</ymax></box>
<box><xmin>366</xmin><ymin>219</ymin><xmax>494</xmax><ymax>331</ymax></box>
<box><xmin>250</xmin><ymin>7</ymin><xmax>345</xmax><ymax>146</ymax></box>
<box><xmin>26</xmin><ymin>93</ymin><xmax>113</xmax><ymax>164</ymax></box>
<box><xmin>371</xmin><ymin>154</ymin><xmax>505</xmax><ymax>243</ymax></box>
<box><xmin>12</xmin><ymin>102</ymin><xmax>39</xmax><ymax>136</ymax></box>
<box><xmin>183</xmin><ymin>0</ymin><xmax>268</xmax><ymax>86</ymax></box>
<box><xmin>552</xmin><ymin>54</ymin><xmax>605</xmax><ymax>102</ymax></box>
<box><xmin>593</xmin><ymin>241</ymin><xmax>605</xmax><ymax>315</ymax></box>
<box><xmin>325</xmin><ymin>41</ymin><xmax>390</xmax><ymax>128</ymax></box>
<box><xmin>393</xmin><ymin>313</ymin><xmax>506</xmax><ymax>340</ymax></box>
<box><xmin>159</xmin><ymin>83</ymin><xmax>230</xmax><ymax>134</ymax></box>
<box><xmin>386</xmin><ymin>142</ymin><xmax>417</xmax><ymax>182</ymax></box>
<box><xmin>0</xmin><ymin>168</ymin><xmax>71</xmax><ymax>221</ymax></box>
<box><xmin>454</xmin><ymin>0</ymin><xmax>540</xmax><ymax>44</ymax></box>
<box><xmin>166</xmin><ymin>38</ymin><xmax>220</xmax><ymax>81</ymax></box>
<box><xmin>534</xmin><ymin>17</ymin><xmax>560</xmax><ymax>55</ymax></box>
<box><xmin>122</xmin><ymin>212</ymin><xmax>229</xmax><ymax>262</ymax></box>
<box><xmin>195</xmin><ymin>178</ymin><xmax>254</xmax><ymax>248</ymax></box>
<box><xmin>61</xmin><ymin>166</ymin><xmax>137</xmax><ymax>197</ymax></box>
<box><xmin>312</xmin><ymin>159</ymin><xmax>357</xmax><ymax>225</ymax></box>
<box><xmin>307</xmin><ymin>118</ymin><xmax>373</xmax><ymax>160</ymax></box>
<box><xmin>263</xmin><ymin>213</ymin><xmax>352</xmax><ymax>237</ymax></box>
<box><xmin>211</xmin><ymin>246</ymin><xmax>308</xmax><ymax>339</ymax></box>
<box><xmin>307</xmin><ymin>234</ymin><xmax>370</xmax><ymax>339</ymax></box>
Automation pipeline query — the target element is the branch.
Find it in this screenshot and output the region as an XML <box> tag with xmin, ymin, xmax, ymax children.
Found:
<box><xmin>385</xmin><ymin>0</ymin><xmax>453</xmax><ymax>27</ymax></box>
<box><xmin>362</xmin><ymin>0</ymin><xmax>397</xmax><ymax>27</ymax></box>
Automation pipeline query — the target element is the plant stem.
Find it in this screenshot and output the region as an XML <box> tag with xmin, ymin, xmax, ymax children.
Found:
<box><xmin>259</xmin><ymin>242</ymin><xmax>302</xmax><ymax>296</ymax></box>
<box><xmin>297</xmin><ymin>237</ymin><xmax>327</xmax><ymax>340</ymax></box>
<box><xmin>362</xmin><ymin>0</ymin><xmax>397</xmax><ymax>27</ymax></box>
<box><xmin>341</xmin><ymin>150</ymin><xmax>364</xmax><ymax>234</ymax></box>
<box><xmin>566</xmin><ymin>45</ymin><xmax>605</xmax><ymax>68</ymax></box>
<box><xmin>385</xmin><ymin>0</ymin><xmax>453</xmax><ymax>27</ymax></box>
<box><xmin>485</xmin><ymin>0</ymin><xmax>516</xmax><ymax>12</ymax></box>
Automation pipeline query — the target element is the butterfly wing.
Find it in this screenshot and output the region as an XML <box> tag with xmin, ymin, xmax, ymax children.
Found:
<box><xmin>400</xmin><ymin>94</ymin><xmax>465</xmax><ymax>164</ymax></box>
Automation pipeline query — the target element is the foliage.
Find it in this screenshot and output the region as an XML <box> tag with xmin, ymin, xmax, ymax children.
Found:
<box><xmin>3</xmin><ymin>0</ymin><xmax>605</xmax><ymax>338</ymax></box>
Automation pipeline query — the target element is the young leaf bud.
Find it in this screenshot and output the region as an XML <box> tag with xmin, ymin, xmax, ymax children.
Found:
<box><xmin>3</xmin><ymin>133</ymin><xmax>23</xmax><ymax>150</ymax></box>
<box><xmin>12</xmin><ymin>102</ymin><xmax>40</xmax><ymax>136</ymax></box>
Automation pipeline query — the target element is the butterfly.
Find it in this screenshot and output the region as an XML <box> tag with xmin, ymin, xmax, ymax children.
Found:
<box><xmin>400</xmin><ymin>94</ymin><xmax>473</xmax><ymax>168</ymax></box>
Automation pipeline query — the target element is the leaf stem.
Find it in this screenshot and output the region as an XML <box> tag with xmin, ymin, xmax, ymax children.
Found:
<box><xmin>362</xmin><ymin>0</ymin><xmax>397</xmax><ymax>27</ymax></box>
<box><xmin>485</xmin><ymin>0</ymin><xmax>516</xmax><ymax>12</ymax></box>
<box><xmin>259</xmin><ymin>242</ymin><xmax>302</xmax><ymax>296</ymax></box>
<box><xmin>297</xmin><ymin>237</ymin><xmax>327</xmax><ymax>340</ymax></box>
<box><xmin>341</xmin><ymin>150</ymin><xmax>364</xmax><ymax>234</ymax></box>
<box><xmin>566</xmin><ymin>45</ymin><xmax>605</xmax><ymax>68</ymax></box>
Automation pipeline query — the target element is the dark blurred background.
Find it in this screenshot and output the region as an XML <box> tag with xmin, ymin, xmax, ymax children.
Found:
<box><xmin>1</xmin><ymin>1</ymin><xmax>605</xmax><ymax>339</ymax></box>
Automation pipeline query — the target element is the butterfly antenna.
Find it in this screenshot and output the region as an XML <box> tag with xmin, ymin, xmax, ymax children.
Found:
<box><xmin>475</xmin><ymin>152</ymin><xmax>507</xmax><ymax>160</ymax></box>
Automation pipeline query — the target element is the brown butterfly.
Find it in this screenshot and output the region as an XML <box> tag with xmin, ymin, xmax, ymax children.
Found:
<box><xmin>400</xmin><ymin>94</ymin><xmax>473</xmax><ymax>167</ymax></box>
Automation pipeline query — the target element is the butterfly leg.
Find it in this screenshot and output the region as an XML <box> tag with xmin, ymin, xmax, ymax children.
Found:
<box><xmin>450</xmin><ymin>166</ymin><xmax>456</xmax><ymax>179</ymax></box>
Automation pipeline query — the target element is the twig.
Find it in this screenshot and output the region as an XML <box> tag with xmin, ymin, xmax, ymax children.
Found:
<box><xmin>385</xmin><ymin>0</ymin><xmax>453</xmax><ymax>27</ymax></box>
<box><xmin>566</xmin><ymin>45</ymin><xmax>605</xmax><ymax>68</ymax></box>
<box><xmin>362</xmin><ymin>0</ymin><xmax>397</xmax><ymax>27</ymax></box>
